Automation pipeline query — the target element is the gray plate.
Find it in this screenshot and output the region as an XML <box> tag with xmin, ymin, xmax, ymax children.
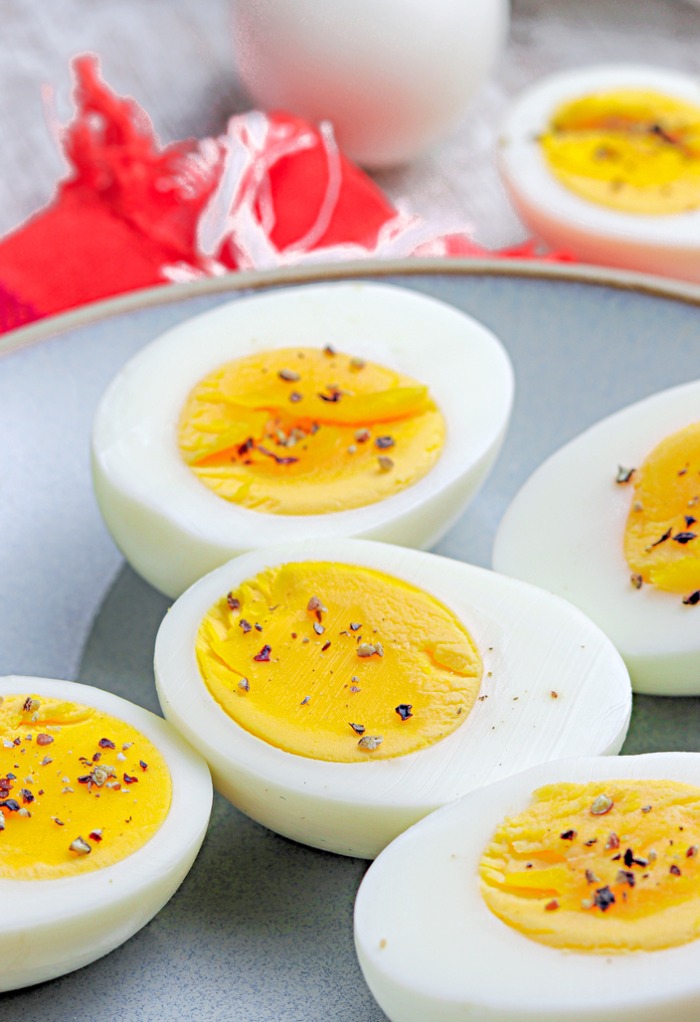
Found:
<box><xmin>2</xmin><ymin>261</ymin><xmax>700</xmax><ymax>1021</ymax></box>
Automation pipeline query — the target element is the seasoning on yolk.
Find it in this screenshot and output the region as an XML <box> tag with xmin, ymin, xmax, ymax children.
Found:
<box><xmin>539</xmin><ymin>89</ymin><xmax>700</xmax><ymax>215</ymax></box>
<box><xmin>479</xmin><ymin>779</ymin><xmax>700</xmax><ymax>952</ymax></box>
<box><xmin>622</xmin><ymin>421</ymin><xmax>700</xmax><ymax>599</ymax></box>
<box><xmin>178</xmin><ymin>347</ymin><xmax>445</xmax><ymax>515</ymax></box>
<box><xmin>0</xmin><ymin>695</ymin><xmax>171</xmax><ymax>880</ymax></box>
<box><xmin>195</xmin><ymin>562</ymin><xmax>482</xmax><ymax>762</ymax></box>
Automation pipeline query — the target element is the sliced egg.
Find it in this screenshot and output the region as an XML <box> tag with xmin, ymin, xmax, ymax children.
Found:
<box><xmin>493</xmin><ymin>378</ymin><xmax>700</xmax><ymax>695</ymax></box>
<box><xmin>355</xmin><ymin>752</ymin><xmax>700</xmax><ymax>1022</ymax></box>
<box><xmin>0</xmin><ymin>676</ymin><xmax>212</xmax><ymax>992</ymax></box>
<box><xmin>498</xmin><ymin>65</ymin><xmax>700</xmax><ymax>281</ymax></box>
<box><xmin>91</xmin><ymin>282</ymin><xmax>514</xmax><ymax>598</ymax></box>
<box><xmin>153</xmin><ymin>538</ymin><xmax>631</xmax><ymax>859</ymax></box>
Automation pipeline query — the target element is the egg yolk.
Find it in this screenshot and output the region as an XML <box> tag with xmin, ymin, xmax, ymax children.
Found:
<box><xmin>479</xmin><ymin>779</ymin><xmax>700</xmax><ymax>952</ymax></box>
<box><xmin>622</xmin><ymin>421</ymin><xmax>700</xmax><ymax>600</ymax></box>
<box><xmin>0</xmin><ymin>694</ymin><xmax>171</xmax><ymax>880</ymax></box>
<box><xmin>540</xmin><ymin>89</ymin><xmax>700</xmax><ymax>215</ymax></box>
<box><xmin>195</xmin><ymin>561</ymin><xmax>482</xmax><ymax>762</ymax></box>
<box><xmin>178</xmin><ymin>346</ymin><xmax>445</xmax><ymax>515</ymax></box>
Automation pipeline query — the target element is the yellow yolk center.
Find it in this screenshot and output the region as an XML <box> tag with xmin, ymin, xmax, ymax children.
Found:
<box><xmin>178</xmin><ymin>346</ymin><xmax>445</xmax><ymax>515</ymax></box>
<box><xmin>622</xmin><ymin>421</ymin><xmax>700</xmax><ymax>600</ymax></box>
<box><xmin>540</xmin><ymin>89</ymin><xmax>700</xmax><ymax>215</ymax></box>
<box><xmin>479</xmin><ymin>779</ymin><xmax>700</xmax><ymax>952</ymax></box>
<box><xmin>195</xmin><ymin>561</ymin><xmax>482</xmax><ymax>762</ymax></box>
<box><xmin>0</xmin><ymin>695</ymin><xmax>171</xmax><ymax>880</ymax></box>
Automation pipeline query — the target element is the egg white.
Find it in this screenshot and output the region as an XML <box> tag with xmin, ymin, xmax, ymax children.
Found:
<box><xmin>91</xmin><ymin>281</ymin><xmax>514</xmax><ymax>599</ymax></box>
<box><xmin>493</xmin><ymin>378</ymin><xmax>700</xmax><ymax>695</ymax></box>
<box><xmin>498</xmin><ymin>64</ymin><xmax>700</xmax><ymax>282</ymax></box>
<box><xmin>355</xmin><ymin>752</ymin><xmax>700</xmax><ymax>1022</ymax></box>
<box><xmin>153</xmin><ymin>538</ymin><xmax>631</xmax><ymax>859</ymax></box>
<box><xmin>0</xmin><ymin>676</ymin><xmax>212</xmax><ymax>992</ymax></box>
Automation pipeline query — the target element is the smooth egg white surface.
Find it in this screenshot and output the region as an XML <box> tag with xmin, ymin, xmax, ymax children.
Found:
<box><xmin>498</xmin><ymin>65</ymin><xmax>700</xmax><ymax>282</ymax></box>
<box><xmin>355</xmin><ymin>752</ymin><xmax>700</xmax><ymax>1022</ymax></box>
<box><xmin>492</xmin><ymin>378</ymin><xmax>700</xmax><ymax>695</ymax></box>
<box><xmin>154</xmin><ymin>538</ymin><xmax>631</xmax><ymax>859</ymax></box>
<box><xmin>91</xmin><ymin>282</ymin><xmax>514</xmax><ymax>599</ymax></box>
<box><xmin>0</xmin><ymin>676</ymin><xmax>212</xmax><ymax>992</ymax></box>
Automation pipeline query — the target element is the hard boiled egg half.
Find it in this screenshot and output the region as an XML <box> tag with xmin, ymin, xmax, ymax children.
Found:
<box><xmin>493</xmin><ymin>378</ymin><xmax>700</xmax><ymax>695</ymax></box>
<box><xmin>0</xmin><ymin>676</ymin><xmax>212</xmax><ymax>991</ymax></box>
<box><xmin>91</xmin><ymin>282</ymin><xmax>514</xmax><ymax>598</ymax></box>
<box><xmin>498</xmin><ymin>65</ymin><xmax>700</xmax><ymax>281</ymax></box>
<box><xmin>355</xmin><ymin>751</ymin><xmax>700</xmax><ymax>1022</ymax></box>
<box><xmin>154</xmin><ymin>538</ymin><xmax>632</xmax><ymax>859</ymax></box>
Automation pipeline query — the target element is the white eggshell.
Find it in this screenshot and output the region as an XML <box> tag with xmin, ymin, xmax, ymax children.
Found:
<box><xmin>355</xmin><ymin>751</ymin><xmax>700</xmax><ymax>1022</ymax></box>
<box><xmin>154</xmin><ymin>538</ymin><xmax>631</xmax><ymax>859</ymax></box>
<box><xmin>232</xmin><ymin>0</ymin><xmax>509</xmax><ymax>168</ymax></box>
<box><xmin>92</xmin><ymin>281</ymin><xmax>514</xmax><ymax>598</ymax></box>
<box><xmin>493</xmin><ymin>378</ymin><xmax>700</xmax><ymax>695</ymax></box>
<box><xmin>498</xmin><ymin>64</ymin><xmax>700</xmax><ymax>282</ymax></box>
<box><xmin>0</xmin><ymin>676</ymin><xmax>212</xmax><ymax>992</ymax></box>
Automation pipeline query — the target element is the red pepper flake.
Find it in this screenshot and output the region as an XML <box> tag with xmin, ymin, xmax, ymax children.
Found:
<box><xmin>606</xmin><ymin>833</ymin><xmax>620</xmax><ymax>850</ymax></box>
<box><xmin>670</xmin><ymin>864</ymin><xmax>682</xmax><ymax>876</ymax></box>
<box><xmin>560</xmin><ymin>829</ymin><xmax>577</xmax><ymax>841</ymax></box>
<box><xmin>585</xmin><ymin>868</ymin><xmax>599</xmax><ymax>884</ymax></box>
<box><xmin>631</xmin><ymin>573</ymin><xmax>643</xmax><ymax>589</ymax></box>
<box><xmin>375</xmin><ymin>436</ymin><xmax>395</xmax><ymax>450</ymax></box>
<box><xmin>321</xmin><ymin>641</ymin><xmax>331</xmax><ymax>652</ymax></box>
<box><xmin>307</xmin><ymin>595</ymin><xmax>327</xmax><ymax>621</ymax></box>
<box><xmin>674</xmin><ymin>531</ymin><xmax>697</xmax><ymax>544</ymax></box>
<box><xmin>254</xmin><ymin>645</ymin><xmax>272</xmax><ymax>662</ymax></box>
<box><xmin>395</xmin><ymin>704</ymin><xmax>413</xmax><ymax>721</ymax></box>
<box><xmin>123</xmin><ymin>773</ymin><xmax>138</xmax><ymax>785</ymax></box>
<box><xmin>318</xmin><ymin>389</ymin><xmax>343</xmax><ymax>403</ymax></box>
<box><xmin>544</xmin><ymin>899</ymin><xmax>559</xmax><ymax>911</ymax></box>
<box><xmin>641</xmin><ymin>805</ymin><xmax>652</xmax><ymax>813</ymax></box>
<box><xmin>651</xmin><ymin>527</ymin><xmax>672</xmax><ymax>548</ymax></box>
<box><xmin>349</xmin><ymin>723</ymin><xmax>366</xmax><ymax>735</ymax></box>
<box><xmin>254</xmin><ymin>623</ymin><xmax>263</xmax><ymax>632</ymax></box>
<box><xmin>349</xmin><ymin>622</ymin><xmax>362</xmax><ymax>631</ymax></box>
<box><xmin>98</xmin><ymin>738</ymin><xmax>116</xmax><ymax>750</ymax></box>
<box><xmin>256</xmin><ymin>445</ymin><xmax>299</xmax><ymax>466</ymax></box>
<box><xmin>139</xmin><ymin>760</ymin><xmax>148</xmax><ymax>771</ymax></box>
<box><xmin>0</xmin><ymin>798</ymin><xmax>20</xmax><ymax>812</ymax></box>
<box><xmin>19</xmin><ymin>788</ymin><xmax>34</xmax><ymax>804</ymax></box>
<box><xmin>354</xmin><ymin>429</ymin><xmax>371</xmax><ymax>444</ymax></box>
<box><xmin>687</xmin><ymin>845</ymin><xmax>698</xmax><ymax>858</ymax></box>
<box><xmin>683</xmin><ymin>590</ymin><xmax>700</xmax><ymax>606</ymax></box>
<box><xmin>227</xmin><ymin>593</ymin><xmax>241</xmax><ymax>611</ymax></box>
<box><xmin>239</xmin><ymin>619</ymin><xmax>252</xmax><ymax>634</ymax></box>
<box><xmin>237</xmin><ymin>437</ymin><xmax>255</xmax><ymax>456</ymax></box>
<box><xmin>89</xmin><ymin>829</ymin><xmax>103</xmax><ymax>842</ymax></box>
<box><xmin>36</xmin><ymin>734</ymin><xmax>54</xmax><ymax>746</ymax></box>
<box><xmin>550</xmin><ymin>690</ymin><xmax>559</xmax><ymax>698</ymax></box>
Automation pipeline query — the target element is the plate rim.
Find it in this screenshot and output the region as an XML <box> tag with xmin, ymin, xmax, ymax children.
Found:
<box><xmin>3</xmin><ymin>256</ymin><xmax>700</xmax><ymax>358</ymax></box>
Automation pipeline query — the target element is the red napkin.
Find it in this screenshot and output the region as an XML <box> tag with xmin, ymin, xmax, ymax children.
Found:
<box><xmin>0</xmin><ymin>56</ymin><xmax>555</xmax><ymax>335</ymax></box>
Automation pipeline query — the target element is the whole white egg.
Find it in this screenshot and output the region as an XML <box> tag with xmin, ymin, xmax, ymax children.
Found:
<box><xmin>492</xmin><ymin>378</ymin><xmax>700</xmax><ymax>695</ymax></box>
<box><xmin>231</xmin><ymin>0</ymin><xmax>510</xmax><ymax>168</ymax></box>
<box><xmin>91</xmin><ymin>281</ymin><xmax>514</xmax><ymax>599</ymax></box>
<box><xmin>154</xmin><ymin>537</ymin><xmax>632</xmax><ymax>859</ymax></box>
<box><xmin>355</xmin><ymin>751</ymin><xmax>700</xmax><ymax>1022</ymax></box>
<box><xmin>498</xmin><ymin>65</ymin><xmax>700</xmax><ymax>282</ymax></box>
<box><xmin>0</xmin><ymin>676</ymin><xmax>212</xmax><ymax>991</ymax></box>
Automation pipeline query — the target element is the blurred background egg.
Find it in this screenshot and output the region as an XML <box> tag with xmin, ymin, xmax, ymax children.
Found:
<box><xmin>91</xmin><ymin>281</ymin><xmax>514</xmax><ymax>598</ymax></box>
<box><xmin>498</xmin><ymin>64</ymin><xmax>700</xmax><ymax>281</ymax></box>
<box><xmin>231</xmin><ymin>0</ymin><xmax>510</xmax><ymax>168</ymax></box>
<box><xmin>154</xmin><ymin>538</ymin><xmax>632</xmax><ymax>859</ymax></box>
<box><xmin>493</xmin><ymin>378</ymin><xmax>700</xmax><ymax>695</ymax></box>
<box><xmin>355</xmin><ymin>751</ymin><xmax>700</xmax><ymax>1022</ymax></box>
<box><xmin>0</xmin><ymin>676</ymin><xmax>211</xmax><ymax>992</ymax></box>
